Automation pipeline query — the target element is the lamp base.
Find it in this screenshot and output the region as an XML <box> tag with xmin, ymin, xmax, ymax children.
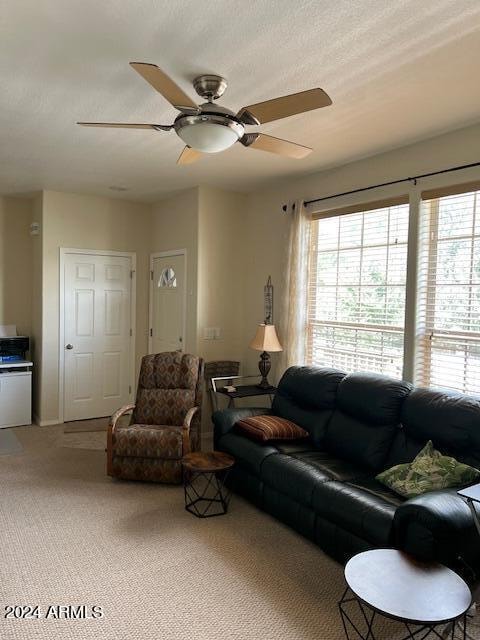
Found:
<box><xmin>257</xmin><ymin>351</ymin><xmax>271</xmax><ymax>389</ymax></box>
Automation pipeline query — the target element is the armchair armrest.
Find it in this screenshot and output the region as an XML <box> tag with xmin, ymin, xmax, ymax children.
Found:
<box><xmin>109</xmin><ymin>403</ymin><xmax>136</xmax><ymax>432</ymax></box>
<box><xmin>181</xmin><ymin>406</ymin><xmax>199</xmax><ymax>455</ymax></box>
<box><xmin>393</xmin><ymin>489</ymin><xmax>480</xmax><ymax>576</ymax></box>
<box><xmin>212</xmin><ymin>407</ymin><xmax>272</xmax><ymax>447</ymax></box>
<box><xmin>107</xmin><ymin>403</ymin><xmax>135</xmax><ymax>477</ymax></box>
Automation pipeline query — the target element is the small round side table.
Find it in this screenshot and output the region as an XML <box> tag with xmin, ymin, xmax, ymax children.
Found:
<box><xmin>339</xmin><ymin>549</ymin><xmax>471</xmax><ymax>640</ymax></box>
<box><xmin>182</xmin><ymin>451</ymin><xmax>235</xmax><ymax>518</ymax></box>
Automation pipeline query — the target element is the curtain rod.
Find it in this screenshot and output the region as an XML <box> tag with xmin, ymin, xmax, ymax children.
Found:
<box><xmin>282</xmin><ymin>160</ymin><xmax>480</xmax><ymax>211</ymax></box>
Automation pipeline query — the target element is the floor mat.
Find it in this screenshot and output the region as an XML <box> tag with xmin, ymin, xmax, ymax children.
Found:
<box><xmin>0</xmin><ymin>428</ymin><xmax>23</xmax><ymax>455</ymax></box>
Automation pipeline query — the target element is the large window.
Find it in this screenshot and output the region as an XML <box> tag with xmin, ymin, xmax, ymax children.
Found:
<box><xmin>305</xmin><ymin>184</ymin><xmax>480</xmax><ymax>396</ymax></box>
<box><xmin>306</xmin><ymin>200</ymin><xmax>409</xmax><ymax>378</ymax></box>
<box><xmin>416</xmin><ymin>188</ymin><xmax>480</xmax><ymax>395</ymax></box>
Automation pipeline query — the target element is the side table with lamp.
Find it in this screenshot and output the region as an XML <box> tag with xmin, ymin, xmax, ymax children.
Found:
<box><xmin>212</xmin><ymin>277</ymin><xmax>283</xmax><ymax>408</ymax></box>
<box><xmin>210</xmin><ymin>324</ymin><xmax>283</xmax><ymax>408</ymax></box>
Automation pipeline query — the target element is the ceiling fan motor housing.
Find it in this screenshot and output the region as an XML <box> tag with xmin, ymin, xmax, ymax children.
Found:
<box><xmin>174</xmin><ymin>102</ymin><xmax>245</xmax><ymax>153</ymax></box>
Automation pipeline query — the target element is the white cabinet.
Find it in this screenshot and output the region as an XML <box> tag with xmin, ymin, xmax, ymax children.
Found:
<box><xmin>0</xmin><ymin>362</ymin><xmax>32</xmax><ymax>428</ymax></box>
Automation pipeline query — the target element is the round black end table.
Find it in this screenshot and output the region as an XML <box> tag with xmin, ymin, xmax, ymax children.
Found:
<box><xmin>339</xmin><ymin>549</ymin><xmax>472</xmax><ymax>640</ymax></box>
<box><xmin>182</xmin><ymin>451</ymin><xmax>235</xmax><ymax>518</ymax></box>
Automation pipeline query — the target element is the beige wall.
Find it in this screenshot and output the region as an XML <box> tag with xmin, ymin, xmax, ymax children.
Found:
<box><xmin>197</xmin><ymin>186</ymin><xmax>247</xmax><ymax>363</ymax></box>
<box><xmin>197</xmin><ymin>186</ymin><xmax>249</xmax><ymax>431</ymax></box>
<box><xmin>0</xmin><ymin>197</ymin><xmax>33</xmax><ymax>336</ymax></box>
<box><xmin>242</xmin><ymin>121</ymin><xmax>480</xmax><ymax>380</ymax></box>
<box><xmin>150</xmin><ymin>188</ymin><xmax>199</xmax><ymax>355</ymax></box>
<box><xmin>38</xmin><ymin>190</ymin><xmax>151</xmax><ymax>424</ymax></box>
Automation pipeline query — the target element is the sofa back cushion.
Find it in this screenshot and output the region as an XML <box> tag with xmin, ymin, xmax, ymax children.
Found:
<box><xmin>385</xmin><ymin>387</ymin><xmax>480</xmax><ymax>470</ymax></box>
<box><xmin>325</xmin><ymin>372</ymin><xmax>413</xmax><ymax>471</ymax></box>
<box><xmin>272</xmin><ymin>366</ymin><xmax>346</xmax><ymax>448</ymax></box>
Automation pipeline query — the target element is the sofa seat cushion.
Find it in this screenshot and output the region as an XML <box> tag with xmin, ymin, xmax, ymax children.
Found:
<box><xmin>312</xmin><ymin>477</ymin><xmax>402</xmax><ymax>547</ymax></box>
<box><xmin>291</xmin><ymin>451</ymin><xmax>368</xmax><ymax>483</ymax></box>
<box><xmin>217</xmin><ymin>433</ymin><xmax>278</xmax><ymax>475</ymax></box>
<box><xmin>274</xmin><ymin>441</ymin><xmax>316</xmax><ymax>455</ymax></box>
<box><xmin>348</xmin><ymin>477</ymin><xmax>405</xmax><ymax>507</ymax></box>
<box><xmin>261</xmin><ymin>454</ymin><xmax>333</xmax><ymax>508</ymax></box>
<box><xmin>113</xmin><ymin>424</ymin><xmax>183</xmax><ymax>459</ymax></box>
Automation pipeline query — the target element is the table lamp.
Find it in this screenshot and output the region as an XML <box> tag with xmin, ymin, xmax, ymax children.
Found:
<box><xmin>249</xmin><ymin>324</ymin><xmax>283</xmax><ymax>389</ymax></box>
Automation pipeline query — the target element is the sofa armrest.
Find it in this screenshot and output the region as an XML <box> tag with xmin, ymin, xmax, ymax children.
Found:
<box><xmin>393</xmin><ymin>489</ymin><xmax>480</xmax><ymax>576</ymax></box>
<box><xmin>212</xmin><ymin>407</ymin><xmax>271</xmax><ymax>446</ymax></box>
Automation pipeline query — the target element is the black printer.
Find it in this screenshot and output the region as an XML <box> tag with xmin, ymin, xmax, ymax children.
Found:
<box><xmin>0</xmin><ymin>336</ymin><xmax>30</xmax><ymax>363</ymax></box>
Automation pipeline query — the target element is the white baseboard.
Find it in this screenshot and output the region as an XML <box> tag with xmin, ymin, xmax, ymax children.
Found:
<box><xmin>36</xmin><ymin>417</ymin><xmax>62</xmax><ymax>427</ymax></box>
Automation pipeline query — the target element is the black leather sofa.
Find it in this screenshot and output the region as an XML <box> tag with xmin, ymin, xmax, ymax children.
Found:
<box><xmin>213</xmin><ymin>367</ymin><xmax>480</xmax><ymax>578</ymax></box>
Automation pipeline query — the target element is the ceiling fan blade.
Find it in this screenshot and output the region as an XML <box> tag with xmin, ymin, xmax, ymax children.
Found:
<box><xmin>130</xmin><ymin>62</ymin><xmax>199</xmax><ymax>113</ymax></box>
<box><xmin>237</xmin><ymin>88</ymin><xmax>332</xmax><ymax>125</ymax></box>
<box><xmin>241</xmin><ymin>133</ymin><xmax>312</xmax><ymax>159</ymax></box>
<box><xmin>177</xmin><ymin>146</ymin><xmax>203</xmax><ymax>165</ymax></box>
<box><xmin>77</xmin><ymin>122</ymin><xmax>172</xmax><ymax>131</ymax></box>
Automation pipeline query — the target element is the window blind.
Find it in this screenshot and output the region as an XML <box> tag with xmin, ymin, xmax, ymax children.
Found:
<box><xmin>415</xmin><ymin>188</ymin><xmax>480</xmax><ymax>395</ymax></box>
<box><xmin>306</xmin><ymin>201</ymin><xmax>410</xmax><ymax>377</ymax></box>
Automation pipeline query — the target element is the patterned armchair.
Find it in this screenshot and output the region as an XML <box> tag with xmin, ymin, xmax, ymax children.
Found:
<box><xmin>107</xmin><ymin>351</ymin><xmax>204</xmax><ymax>484</ymax></box>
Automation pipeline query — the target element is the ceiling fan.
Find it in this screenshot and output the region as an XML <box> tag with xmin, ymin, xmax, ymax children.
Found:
<box><xmin>78</xmin><ymin>62</ymin><xmax>332</xmax><ymax>165</ymax></box>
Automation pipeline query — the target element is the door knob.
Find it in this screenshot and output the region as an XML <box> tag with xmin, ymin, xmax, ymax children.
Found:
<box><xmin>65</xmin><ymin>344</ymin><xmax>74</xmax><ymax>350</ymax></box>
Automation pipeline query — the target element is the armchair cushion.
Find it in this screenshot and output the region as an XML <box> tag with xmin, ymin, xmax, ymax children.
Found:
<box><xmin>113</xmin><ymin>424</ymin><xmax>183</xmax><ymax>459</ymax></box>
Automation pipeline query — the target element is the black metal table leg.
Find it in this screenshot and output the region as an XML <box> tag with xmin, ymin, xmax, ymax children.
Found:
<box><xmin>184</xmin><ymin>468</ymin><xmax>231</xmax><ymax>518</ymax></box>
<box><xmin>338</xmin><ymin>586</ymin><xmax>469</xmax><ymax>640</ymax></box>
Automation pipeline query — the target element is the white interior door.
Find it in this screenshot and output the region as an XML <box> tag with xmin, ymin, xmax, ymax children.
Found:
<box><xmin>63</xmin><ymin>252</ymin><xmax>133</xmax><ymax>422</ymax></box>
<box><xmin>150</xmin><ymin>253</ymin><xmax>186</xmax><ymax>354</ymax></box>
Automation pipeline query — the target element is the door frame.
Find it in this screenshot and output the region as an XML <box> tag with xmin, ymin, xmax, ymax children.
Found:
<box><xmin>59</xmin><ymin>248</ymin><xmax>137</xmax><ymax>424</ymax></box>
<box><xmin>148</xmin><ymin>249</ymin><xmax>187</xmax><ymax>354</ymax></box>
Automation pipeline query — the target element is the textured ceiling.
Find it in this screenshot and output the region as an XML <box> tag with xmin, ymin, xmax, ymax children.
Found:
<box><xmin>1</xmin><ymin>0</ymin><xmax>480</xmax><ymax>202</ymax></box>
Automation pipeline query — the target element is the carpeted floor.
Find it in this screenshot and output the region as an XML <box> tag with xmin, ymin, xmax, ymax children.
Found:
<box><xmin>63</xmin><ymin>417</ymin><xmax>109</xmax><ymax>433</ymax></box>
<box><xmin>0</xmin><ymin>424</ymin><xmax>476</xmax><ymax>640</ymax></box>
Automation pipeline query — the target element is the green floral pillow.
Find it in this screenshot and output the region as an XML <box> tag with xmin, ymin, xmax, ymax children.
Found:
<box><xmin>376</xmin><ymin>440</ymin><xmax>480</xmax><ymax>499</ymax></box>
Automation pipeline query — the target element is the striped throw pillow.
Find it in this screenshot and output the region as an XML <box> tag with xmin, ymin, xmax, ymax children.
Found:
<box><xmin>236</xmin><ymin>415</ymin><xmax>309</xmax><ymax>442</ymax></box>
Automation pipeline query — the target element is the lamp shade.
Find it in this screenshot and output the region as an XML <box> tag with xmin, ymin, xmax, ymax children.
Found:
<box><xmin>249</xmin><ymin>324</ymin><xmax>283</xmax><ymax>353</ymax></box>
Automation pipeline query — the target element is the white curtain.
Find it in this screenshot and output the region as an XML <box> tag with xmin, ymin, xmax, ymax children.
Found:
<box><xmin>280</xmin><ymin>199</ymin><xmax>310</xmax><ymax>369</ymax></box>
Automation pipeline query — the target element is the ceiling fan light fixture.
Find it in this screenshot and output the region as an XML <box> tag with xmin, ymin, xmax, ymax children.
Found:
<box><xmin>175</xmin><ymin>116</ymin><xmax>244</xmax><ymax>153</ymax></box>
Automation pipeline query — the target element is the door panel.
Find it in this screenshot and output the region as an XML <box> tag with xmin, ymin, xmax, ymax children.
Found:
<box><xmin>104</xmin><ymin>290</ymin><xmax>123</xmax><ymax>335</ymax></box>
<box><xmin>75</xmin><ymin>289</ymin><xmax>94</xmax><ymax>336</ymax></box>
<box><xmin>151</xmin><ymin>254</ymin><xmax>186</xmax><ymax>354</ymax></box>
<box><xmin>64</xmin><ymin>252</ymin><xmax>133</xmax><ymax>421</ymax></box>
<box><xmin>73</xmin><ymin>353</ymin><xmax>94</xmax><ymax>401</ymax></box>
<box><xmin>102</xmin><ymin>352</ymin><xmax>121</xmax><ymax>398</ymax></box>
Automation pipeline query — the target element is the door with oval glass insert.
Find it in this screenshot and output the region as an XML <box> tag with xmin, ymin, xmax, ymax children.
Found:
<box><xmin>150</xmin><ymin>253</ymin><xmax>186</xmax><ymax>354</ymax></box>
